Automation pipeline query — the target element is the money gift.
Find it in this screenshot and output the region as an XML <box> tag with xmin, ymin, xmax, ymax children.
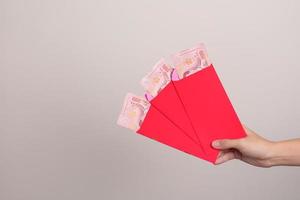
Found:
<box><xmin>140</xmin><ymin>59</ymin><xmax>205</xmax><ymax>155</ymax></box>
<box><xmin>169</xmin><ymin>44</ymin><xmax>246</xmax><ymax>162</ymax></box>
<box><xmin>118</xmin><ymin>43</ymin><xmax>246</xmax><ymax>164</ymax></box>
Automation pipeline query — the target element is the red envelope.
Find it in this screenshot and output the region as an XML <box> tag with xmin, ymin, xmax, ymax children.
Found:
<box><xmin>137</xmin><ymin>105</ymin><xmax>208</xmax><ymax>161</ymax></box>
<box><xmin>148</xmin><ymin>83</ymin><xmax>205</xmax><ymax>154</ymax></box>
<box><xmin>173</xmin><ymin>64</ymin><xmax>246</xmax><ymax>163</ymax></box>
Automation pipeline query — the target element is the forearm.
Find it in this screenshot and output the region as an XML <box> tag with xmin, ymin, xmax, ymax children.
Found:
<box><xmin>269</xmin><ymin>139</ymin><xmax>300</xmax><ymax>166</ymax></box>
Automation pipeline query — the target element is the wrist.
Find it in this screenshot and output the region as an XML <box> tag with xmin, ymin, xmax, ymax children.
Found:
<box><xmin>266</xmin><ymin>141</ymin><xmax>283</xmax><ymax>166</ymax></box>
<box><xmin>267</xmin><ymin>141</ymin><xmax>298</xmax><ymax>166</ymax></box>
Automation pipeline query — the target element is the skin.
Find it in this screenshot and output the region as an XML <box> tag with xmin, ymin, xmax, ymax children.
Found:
<box><xmin>212</xmin><ymin>125</ymin><xmax>300</xmax><ymax>167</ymax></box>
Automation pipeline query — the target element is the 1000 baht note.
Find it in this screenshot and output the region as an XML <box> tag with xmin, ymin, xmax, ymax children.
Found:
<box><xmin>117</xmin><ymin>93</ymin><xmax>150</xmax><ymax>131</ymax></box>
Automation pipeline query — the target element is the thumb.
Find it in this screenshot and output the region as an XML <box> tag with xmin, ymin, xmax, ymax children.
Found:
<box><xmin>212</xmin><ymin>139</ymin><xmax>242</xmax><ymax>150</ymax></box>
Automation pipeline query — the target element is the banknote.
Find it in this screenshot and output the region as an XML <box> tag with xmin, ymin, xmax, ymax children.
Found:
<box><xmin>141</xmin><ymin>59</ymin><xmax>173</xmax><ymax>100</ymax></box>
<box><xmin>170</xmin><ymin>43</ymin><xmax>211</xmax><ymax>79</ymax></box>
<box><xmin>117</xmin><ymin>93</ymin><xmax>150</xmax><ymax>131</ymax></box>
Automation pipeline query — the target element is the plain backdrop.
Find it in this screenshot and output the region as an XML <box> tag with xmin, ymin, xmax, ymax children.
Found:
<box><xmin>1</xmin><ymin>0</ymin><xmax>300</xmax><ymax>199</ymax></box>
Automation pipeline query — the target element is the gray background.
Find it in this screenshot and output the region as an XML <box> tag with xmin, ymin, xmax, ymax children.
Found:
<box><xmin>1</xmin><ymin>0</ymin><xmax>300</xmax><ymax>199</ymax></box>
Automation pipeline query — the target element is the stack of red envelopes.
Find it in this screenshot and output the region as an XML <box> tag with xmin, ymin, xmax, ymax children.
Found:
<box><xmin>117</xmin><ymin>44</ymin><xmax>246</xmax><ymax>164</ymax></box>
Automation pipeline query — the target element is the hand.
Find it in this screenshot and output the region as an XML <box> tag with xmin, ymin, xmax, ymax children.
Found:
<box><xmin>212</xmin><ymin>125</ymin><xmax>276</xmax><ymax>167</ymax></box>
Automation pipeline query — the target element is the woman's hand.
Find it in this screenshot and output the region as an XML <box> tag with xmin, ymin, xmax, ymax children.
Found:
<box><xmin>212</xmin><ymin>125</ymin><xmax>300</xmax><ymax>167</ymax></box>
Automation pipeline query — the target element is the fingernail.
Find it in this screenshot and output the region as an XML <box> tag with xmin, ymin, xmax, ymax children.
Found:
<box><xmin>215</xmin><ymin>159</ymin><xmax>221</xmax><ymax>165</ymax></box>
<box><xmin>212</xmin><ymin>140</ymin><xmax>220</xmax><ymax>148</ymax></box>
